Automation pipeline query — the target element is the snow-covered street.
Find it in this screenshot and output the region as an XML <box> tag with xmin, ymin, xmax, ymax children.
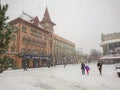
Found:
<box><xmin>0</xmin><ymin>63</ymin><xmax>120</xmax><ymax>90</ymax></box>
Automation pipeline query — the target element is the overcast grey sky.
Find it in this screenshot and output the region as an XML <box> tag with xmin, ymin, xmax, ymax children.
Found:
<box><xmin>1</xmin><ymin>0</ymin><xmax>120</xmax><ymax>53</ymax></box>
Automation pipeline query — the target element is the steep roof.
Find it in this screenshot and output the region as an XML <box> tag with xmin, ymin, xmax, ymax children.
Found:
<box><xmin>40</xmin><ymin>7</ymin><xmax>56</xmax><ymax>25</ymax></box>
<box><xmin>30</xmin><ymin>16</ymin><xmax>39</xmax><ymax>26</ymax></box>
<box><xmin>9</xmin><ymin>17</ymin><xmax>50</xmax><ymax>34</ymax></box>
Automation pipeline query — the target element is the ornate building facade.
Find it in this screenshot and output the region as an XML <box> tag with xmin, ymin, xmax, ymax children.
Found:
<box><xmin>6</xmin><ymin>8</ymin><xmax>76</xmax><ymax>68</ymax></box>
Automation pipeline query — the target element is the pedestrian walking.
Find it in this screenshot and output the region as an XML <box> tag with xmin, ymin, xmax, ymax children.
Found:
<box><xmin>63</xmin><ymin>59</ymin><xmax>66</xmax><ymax>68</ymax></box>
<box><xmin>85</xmin><ymin>65</ymin><xmax>90</xmax><ymax>75</ymax></box>
<box><xmin>24</xmin><ymin>63</ymin><xmax>27</xmax><ymax>71</ymax></box>
<box><xmin>97</xmin><ymin>60</ymin><xmax>102</xmax><ymax>75</ymax></box>
<box><xmin>47</xmin><ymin>59</ymin><xmax>51</xmax><ymax>68</ymax></box>
<box><xmin>81</xmin><ymin>62</ymin><xmax>85</xmax><ymax>75</ymax></box>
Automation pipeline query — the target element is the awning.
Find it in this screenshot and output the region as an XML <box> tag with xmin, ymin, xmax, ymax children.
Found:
<box><xmin>22</xmin><ymin>54</ymin><xmax>52</xmax><ymax>60</ymax></box>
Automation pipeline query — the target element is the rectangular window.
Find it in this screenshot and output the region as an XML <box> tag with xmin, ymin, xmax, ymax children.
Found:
<box><xmin>11</xmin><ymin>47</ymin><xmax>15</xmax><ymax>52</ymax></box>
<box><xmin>22</xmin><ymin>26</ymin><xmax>27</xmax><ymax>33</ymax></box>
<box><xmin>21</xmin><ymin>48</ymin><xmax>25</xmax><ymax>52</ymax></box>
<box><xmin>11</xmin><ymin>35</ymin><xmax>16</xmax><ymax>41</ymax></box>
<box><xmin>30</xmin><ymin>29</ymin><xmax>42</xmax><ymax>38</ymax></box>
<box><xmin>13</xmin><ymin>26</ymin><xmax>18</xmax><ymax>33</ymax></box>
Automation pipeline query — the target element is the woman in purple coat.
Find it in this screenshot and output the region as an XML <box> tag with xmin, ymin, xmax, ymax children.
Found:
<box><xmin>85</xmin><ymin>65</ymin><xmax>90</xmax><ymax>75</ymax></box>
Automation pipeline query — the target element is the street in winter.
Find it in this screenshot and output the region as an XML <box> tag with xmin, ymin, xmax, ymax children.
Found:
<box><xmin>0</xmin><ymin>0</ymin><xmax>120</xmax><ymax>90</ymax></box>
<box><xmin>0</xmin><ymin>63</ymin><xmax>120</xmax><ymax>90</ymax></box>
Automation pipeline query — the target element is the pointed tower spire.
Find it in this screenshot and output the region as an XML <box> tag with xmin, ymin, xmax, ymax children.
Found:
<box><xmin>41</xmin><ymin>7</ymin><xmax>56</xmax><ymax>25</ymax></box>
<box><xmin>43</xmin><ymin>7</ymin><xmax>51</xmax><ymax>21</ymax></box>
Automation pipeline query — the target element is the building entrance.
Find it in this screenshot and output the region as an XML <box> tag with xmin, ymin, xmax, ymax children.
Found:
<box><xmin>33</xmin><ymin>60</ymin><xmax>39</xmax><ymax>68</ymax></box>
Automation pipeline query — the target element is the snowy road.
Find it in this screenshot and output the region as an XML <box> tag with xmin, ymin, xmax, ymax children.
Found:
<box><xmin>0</xmin><ymin>68</ymin><xmax>84</xmax><ymax>90</ymax></box>
<box><xmin>0</xmin><ymin>63</ymin><xmax>120</xmax><ymax>90</ymax></box>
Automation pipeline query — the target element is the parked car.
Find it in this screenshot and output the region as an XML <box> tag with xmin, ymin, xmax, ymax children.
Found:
<box><xmin>115</xmin><ymin>64</ymin><xmax>120</xmax><ymax>77</ymax></box>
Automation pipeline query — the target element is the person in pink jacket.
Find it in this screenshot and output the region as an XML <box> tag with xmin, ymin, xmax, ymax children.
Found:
<box><xmin>85</xmin><ymin>65</ymin><xmax>90</xmax><ymax>75</ymax></box>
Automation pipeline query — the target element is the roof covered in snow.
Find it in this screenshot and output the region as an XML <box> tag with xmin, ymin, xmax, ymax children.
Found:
<box><xmin>20</xmin><ymin>11</ymin><xmax>33</xmax><ymax>22</ymax></box>
<box><xmin>100</xmin><ymin>39</ymin><xmax>120</xmax><ymax>46</ymax></box>
<box><xmin>20</xmin><ymin>11</ymin><xmax>44</xmax><ymax>29</ymax></box>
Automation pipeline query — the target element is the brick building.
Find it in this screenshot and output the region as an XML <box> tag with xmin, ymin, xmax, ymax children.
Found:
<box><xmin>6</xmin><ymin>8</ymin><xmax>76</xmax><ymax>68</ymax></box>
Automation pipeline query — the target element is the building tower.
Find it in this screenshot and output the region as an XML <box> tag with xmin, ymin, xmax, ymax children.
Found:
<box><xmin>40</xmin><ymin>7</ymin><xmax>56</xmax><ymax>33</ymax></box>
<box><xmin>40</xmin><ymin>7</ymin><xmax>56</xmax><ymax>66</ymax></box>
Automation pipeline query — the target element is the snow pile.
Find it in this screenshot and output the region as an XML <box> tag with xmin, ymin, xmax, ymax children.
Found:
<box><xmin>0</xmin><ymin>63</ymin><xmax>120</xmax><ymax>90</ymax></box>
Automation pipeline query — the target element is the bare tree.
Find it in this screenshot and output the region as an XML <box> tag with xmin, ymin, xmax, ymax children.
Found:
<box><xmin>88</xmin><ymin>49</ymin><xmax>102</xmax><ymax>63</ymax></box>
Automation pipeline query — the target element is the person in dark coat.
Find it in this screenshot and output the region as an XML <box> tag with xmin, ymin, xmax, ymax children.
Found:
<box><xmin>63</xmin><ymin>59</ymin><xmax>66</xmax><ymax>68</ymax></box>
<box><xmin>24</xmin><ymin>63</ymin><xmax>27</xmax><ymax>71</ymax></box>
<box><xmin>81</xmin><ymin>62</ymin><xmax>85</xmax><ymax>75</ymax></box>
<box><xmin>97</xmin><ymin>60</ymin><xmax>102</xmax><ymax>75</ymax></box>
<box><xmin>47</xmin><ymin>59</ymin><xmax>51</xmax><ymax>68</ymax></box>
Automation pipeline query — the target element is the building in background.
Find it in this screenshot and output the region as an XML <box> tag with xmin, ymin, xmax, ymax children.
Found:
<box><xmin>54</xmin><ymin>34</ymin><xmax>76</xmax><ymax>65</ymax></box>
<box><xmin>6</xmin><ymin>7</ymin><xmax>76</xmax><ymax>68</ymax></box>
<box><xmin>75</xmin><ymin>48</ymin><xmax>83</xmax><ymax>64</ymax></box>
<box><xmin>100</xmin><ymin>32</ymin><xmax>120</xmax><ymax>64</ymax></box>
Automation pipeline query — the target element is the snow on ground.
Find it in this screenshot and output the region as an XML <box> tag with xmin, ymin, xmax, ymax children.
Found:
<box><xmin>0</xmin><ymin>63</ymin><xmax>120</xmax><ymax>90</ymax></box>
